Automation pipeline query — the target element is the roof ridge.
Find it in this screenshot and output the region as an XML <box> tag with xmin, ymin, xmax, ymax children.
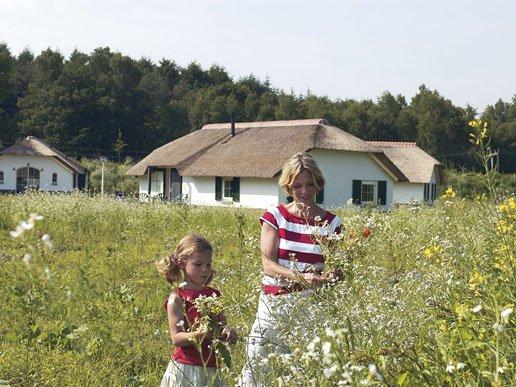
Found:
<box><xmin>367</xmin><ymin>141</ymin><xmax>417</xmax><ymax>146</ymax></box>
<box><xmin>201</xmin><ymin>118</ymin><xmax>327</xmax><ymax>130</ymax></box>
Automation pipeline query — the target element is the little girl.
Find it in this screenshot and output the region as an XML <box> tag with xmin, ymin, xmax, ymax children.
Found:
<box><xmin>157</xmin><ymin>234</ymin><xmax>237</xmax><ymax>387</ymax></box>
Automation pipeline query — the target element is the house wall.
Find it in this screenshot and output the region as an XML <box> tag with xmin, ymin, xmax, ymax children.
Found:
<box><xmin>182</xmin><ymin>176</ymin><xmax>278</xmax><ymax>209</ymax></box>
<box><xmin>0</xmin><ymin>155</ymin><xmax>74</xmax><ymax>192</ymax></box>
<box><xmin>392</xmin><ymin>183</ymin><xmax>424</xmax><ymax>203</ymax></box>
<box><xmin>310</xmin><ymin>149</ymin><xmax>395</xmax><ymax>207</ymax></box>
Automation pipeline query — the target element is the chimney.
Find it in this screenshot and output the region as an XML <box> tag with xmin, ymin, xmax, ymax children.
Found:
<box><xmin>230</xmin><ymin>113</ymin><xmax>235</xmax><ymax>136</ymax></box>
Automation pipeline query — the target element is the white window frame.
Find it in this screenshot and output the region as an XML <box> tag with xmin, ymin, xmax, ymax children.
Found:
<box><xmin>361</xmin><ymin>180</ymin><xmax>377</xmax><ymax>204</ymax></box>
<box><xmin>223</xmin><ymin>178</ymin><xmax>233</xmax><ymax>201</ymax></box>
<box><xmin>51</xmin><ymin>172</ymin><xmax>58</xmax><ymax>185</ymax></box>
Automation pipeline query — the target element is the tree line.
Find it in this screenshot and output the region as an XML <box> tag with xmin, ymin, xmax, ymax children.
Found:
<box><xmin>0</xmin><ymin>43</ymin><xmax>514</xmax><ymax>171</ymax></box>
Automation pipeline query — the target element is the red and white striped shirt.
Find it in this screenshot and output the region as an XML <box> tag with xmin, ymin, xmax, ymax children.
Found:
<box><xmin>260</xmin><ymin>204</ymin><xmax>342</xmax><ymax>293</ymax></box>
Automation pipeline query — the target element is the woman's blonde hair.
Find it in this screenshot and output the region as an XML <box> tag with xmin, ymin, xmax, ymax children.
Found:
<box><xmin>279</xmin><ymin>152</ymin><xmax>325</xmax><ymax>196</ymax></box>
<box><xmin>156</xmin><ymin>234</ymin><xmax>213</xmax><ymax>285</ymax></box>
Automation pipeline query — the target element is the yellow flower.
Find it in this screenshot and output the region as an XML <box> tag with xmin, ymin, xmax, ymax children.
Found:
<box><xmin>469</xmin><ymin>271</ymin><xmax>486</xmax><ymax>291</ymax></box>
<box><xmin>454</xmin><ymin>303</ymin><xmax>469</xmax><ymax>321</ymax></box>
<box><xmin>442</xmin><ymin>186</ymin><xmax>456</xmax><ymax>199</ymax></box>
<box><xmin>468</xmin><ymin>119</ymin><xmax>480</xmax><ymax>128</ymax></box>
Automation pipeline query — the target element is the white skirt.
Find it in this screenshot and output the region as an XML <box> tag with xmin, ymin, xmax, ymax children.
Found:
<box><xmin>238</xmin><ymin>290</ymin><xmax>312</xmax><ymax>387</ymax></box>
<box><xmin>160</xmin><ymin>360</ymin><xmax>225</xmax><ymax>387</ymax></box>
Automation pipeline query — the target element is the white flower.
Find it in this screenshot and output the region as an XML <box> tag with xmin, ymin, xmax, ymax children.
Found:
<box><xmin>10</xmin><ymin>225</ymin><xmax>24</xmax><ymax>238</ymax></box>
<box><xmin>29</xmin><ymin>213</ymin><xmax>44</xmax><ymax>221</ymax></box>
<box><xmin>20</xmin><ymin>220</ymin><xmax>34</xmax><ymax>230</ymax></box>
<box><xmin>323</xmin><ymin>364</ymin><xmax>338</xmax><ymax>378</ymax></box>
<box><xmin>493</xmin><ymin>322</ymin><xmax>503</xmax><ymax>333</ymax></box>
<box><xmin>325</xmin><ymin>327</ymin><xmax>336</xmax><ymax>338</ymax></box>
<box><xmin>41</xmin><ymin>234</ymin><xmax>53</xmax><ymax>248</ymax></box>
<box><xmin>472</xmin><ymin>305</ymin><xmax>482</xmax><ymax>313</ymax></box>
<box><xmin>44</xmin><ymin>267</ymin><xmax>51</xmax><ymax>280</ymax></box>
<box><xmin>346</xmin><ymin>198</ymin><xmax>354</xmax><ymax>206</ymax></box>
<box><xmin>322</xmin><ymin>341</ymin><xmax>332</xmax><ymax>355</ymax></box>
<box><xmin>456</xmin><ymin>362</ymin><xmax>466</xmax><ymax>370</ymax></box>
<box><xmin>501</xmin><ymin>307</ymin><xmax>512</xmax><ymax>323</ymax></box>
<box><xmin>446</xmin><ymin>364</ymin><xmax>455</xmax><ymax>373</ymax></box>
<box><xmin>66</xmin><ymin>290</ymin><xmax>73</xmax><ymax>301</ymax></box>
<box><xmin>314</xmin><ymin>215</ymin><xmax>322</xmax><ymax>222</ymax></box>
<box><xmin>176</xmin><ymin>320</ymin><xmax>185</xmax><ymax>327</ymax></box>
<box><xmin>22</xmin><ymin>253</ymin><xmax>32</xmax><ymax>267</ymax></box>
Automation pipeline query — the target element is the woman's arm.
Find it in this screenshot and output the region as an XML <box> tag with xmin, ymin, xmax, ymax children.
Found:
<box><xmin>261</xmin><ymin>222</ymin><xmax>323</xmax><ymax>284</ymax></box>
<box><xmin>166</xmin><ymin>294</ymin><xmax>209</xmax><ymax>347</ymax></box>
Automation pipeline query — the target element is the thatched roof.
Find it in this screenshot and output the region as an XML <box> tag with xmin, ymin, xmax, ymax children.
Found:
<box><xmin>0</xmin><ymin>137</ymin><xmax>87</xmax><ymax>174</ymax></box>
<box><xmin>126</xmin><ymin>119</ymin><xmax>409</xmax><ymax>181</ymax></box>
<box><xmin>367</xmin><ymin>141</ymin><xmax>444</xmax><ymax>183</ymax></box>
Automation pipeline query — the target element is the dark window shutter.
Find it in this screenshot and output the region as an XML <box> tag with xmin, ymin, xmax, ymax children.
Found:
<box><xmin>431</xmin><ymin>183</ymin><xmax>436</xmax><ymax>201</ymax></box>
<box><xmin>286</xmin><ymin>196</ymin><xmax>293</xmax><ymax>203</ymax></box>
<box><xmin>352</xmin><ymin>180</ymin><xmax>362</xmax><ymax>204</ymax></box>
<box><xmin>231</xmin><ymin>177</ymin><xmax>240</xmax><ymax>202</ymax></box>
<box><xmin>215</xmin><ymin>177</ymin><xmax>222</xmax><ymax>201</ymax></box>
<box><xmin>378</xmin><ymin>180</ymin><xmax>387</xmax><ymax>205</ymax></box>
<box><xmin>424</xmin><ymin>183</ymin><xmax>429</xmax><ymax>201</ymax></box>
<box><xmin>316</xmin><ymin>188</ymin><xmax>324</xmax><ymax>204</ymax></box>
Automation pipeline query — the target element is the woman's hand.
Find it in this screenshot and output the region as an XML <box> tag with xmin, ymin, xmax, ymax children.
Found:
<box><xmin>324</xmin><ymin>269</ymin><xmax>344</xmax><ymax>283</ymax></box>
<box><xmin>220</xmin><ymin>326</ymin><xmax>238</xmax><ymax>345</ymax></box>
<box><xmin>300</xmin><ymin>272</ymin><xmax>324</xmax><ymax>285</ymax></box>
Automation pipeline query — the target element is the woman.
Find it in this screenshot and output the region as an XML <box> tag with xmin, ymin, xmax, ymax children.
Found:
<box><xmin>239</xmin><ymin>152</ymin><xmax>342</xmax><ymax>387</ymax></box>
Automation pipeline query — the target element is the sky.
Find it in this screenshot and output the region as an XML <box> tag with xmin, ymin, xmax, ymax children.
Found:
<box><xmin>1</xmin><ymin>0</ymin><xmax>515</xmax><ymax>112</ymax></box>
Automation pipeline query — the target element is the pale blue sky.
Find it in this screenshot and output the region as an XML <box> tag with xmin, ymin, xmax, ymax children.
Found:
<box><xmin>1</xmin><ymin>0</ymin><xmax>515</xmax><ymax>111</ymax></box>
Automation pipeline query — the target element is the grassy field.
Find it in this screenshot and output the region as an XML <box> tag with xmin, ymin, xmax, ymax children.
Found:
<box><xmin>0</xmin><ymin>192</ymin><xmax>514</xmax><ymax>386</ymax></box>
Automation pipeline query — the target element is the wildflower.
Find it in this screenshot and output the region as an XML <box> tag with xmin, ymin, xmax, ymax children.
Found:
<box><xmin>368</xmin><ymin>364</ymin><xmax>382</xmax><ymax>380</ymax></box>
<box><xmin>22</xmin><ymin>253</ymin><xmax>32</xmax><ymax>268</ymax></box>
<box><xmin>20</xmin><ymin>220</ymin><xmax>34</xmax><ymax>230</ymax></box>
<box><xmin>66</xmin><ymin>290</ymin><xmax>73</xmax><ymax>301</ymax></box>
<box><xmin>446</xmin><ymin>364</ymin><xmax>455</xmax><ymax>373</ymax></box>
<box><xmin>10</xmin><ymin>225</ymin><xmax>23</xmax><ymax>238</ymax></box>
<box><xmin>322</xmin><ymin>341</ymin><xmax>332</xmax><ymax>354</ymax></box>
<box><xmin>441</xmin><ymin>187</ymin><xmax>456</xmax><ymax>199</ymax></box>
<box><xmin>44</xmin><ymin>267</ymin><xmax>51</xmax><ymax>280</ymax></box>
<box><xmin>493</xmin><ymin>322</ymin><xmax>503</xmax><ymax>333</ymax></box>
<box><xmin>472</xmin><ymin>305</ymin><xmax>482</xmax><ymax>313</ymax></box>
<box><xmin>29</xmin><ymin>213</ymin><xmax>44</xmax><ymax>221</ymax></box>
<box><xmin>323</xmin><ymin>364</ymin><xmax>338</xmax><ymax>378</ymax></box>
<box><xmin>176</xmin><ymin>320</ymin><xmax>185</xmax><ymax>327</ymax></box>
<box><xmin>314</xmin><ymin>215</ymin><xmax>322</xmax><ymax>222</ymax></box>
<box><xmin>501</xmin><ymin>307</ymin><xmax>513</xmax><ymax>323</ymax></box>
<box><xmin>325</xmin><ymin>327</ymin><xmax>336</xmax><ymax>338</ymax></box>
<box><xmin>361</xmin><ymin>227</ymin><xmax>372</xmax><ymax>238</ymax></box>
<box><xmin>456</xmin><ymin>362</ymin><xmax>466</xmax><ymax>370</ymax></box>
<box><xmin>41</xmin><ymin>234</ymin><xmax>53</xmax><ymax>248</ymax></box>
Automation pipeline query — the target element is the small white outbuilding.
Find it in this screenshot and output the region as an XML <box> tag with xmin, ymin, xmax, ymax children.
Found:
<box><xmin>126</xmin><ymin>119</ymin><xmax>443</xmax><ymax>208</ymax></box>
<box><xmin>0</xmin><ymin>136</ymin><xmax>88</xmax><ymax>193</ymax></box>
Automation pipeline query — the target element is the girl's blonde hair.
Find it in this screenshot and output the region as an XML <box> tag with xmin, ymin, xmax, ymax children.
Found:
<box><xmin>278</xmin><ymin>152</ymin><xmax>325</xmax><ymax>196</ymax></box>
<box><xmin>156</xmin><ymin>234</ymin><xmax>213</xmax><ymax>285</ymax></box>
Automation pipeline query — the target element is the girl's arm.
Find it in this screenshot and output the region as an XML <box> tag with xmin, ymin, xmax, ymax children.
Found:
<box><xmin>261</xmin><ymin>222</ymin><xmax>323</xmax><ymax>285</ymax></box>
<box><xmin>166</xmin><ymin>294</ymin><xmax>209</xmax><ymax>347</ymax></box>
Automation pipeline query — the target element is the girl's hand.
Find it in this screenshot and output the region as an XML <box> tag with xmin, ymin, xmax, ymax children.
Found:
<box><xmin>300</xmin><ymin>272</ymin><xmax>324</xmax><ymax>285</ymax></box>
<box><xmin>220</xmin><ymin>326</ymin><xmax>238</xmax><ymax>345</ymax></box>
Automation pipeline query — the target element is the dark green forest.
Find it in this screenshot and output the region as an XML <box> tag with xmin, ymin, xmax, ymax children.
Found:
<box><xmin>0</xmin><ymin>43</ymin><xmax>514</xmax><ymax>171</ymax></box>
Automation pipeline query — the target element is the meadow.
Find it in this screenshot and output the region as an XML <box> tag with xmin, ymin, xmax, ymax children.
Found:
<box><xmin>0</xmin><ymin>191</ymin><xmax>514</xmax><ymax>386</ymax></box>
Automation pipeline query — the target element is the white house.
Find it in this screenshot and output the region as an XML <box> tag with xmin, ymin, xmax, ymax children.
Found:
<box><xmin>0</xmin><ymin>136</ymin><xmax>88</xmax><ymax>193</ymax></box>
<box><xmin>126</xmin><ymin>119</ymin><xmax>443</xmax><ymax>209</ymax></box>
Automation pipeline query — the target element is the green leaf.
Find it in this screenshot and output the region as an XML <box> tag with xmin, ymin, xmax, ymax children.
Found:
<box><xmin>215</xmin><ymin>342</ymin><xmax>232</xmax><ymax>368</ymax></box>
<box><xmin>397</xmin><ymin>372</ymin><xmax>409</xmax><ymax>386</ymax></box>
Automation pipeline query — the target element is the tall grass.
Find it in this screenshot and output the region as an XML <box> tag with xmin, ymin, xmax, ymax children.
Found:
<box><xmin>0</xmin><ymin>192</ymin><xmax>514</xmax><ymax>385</ymax></box>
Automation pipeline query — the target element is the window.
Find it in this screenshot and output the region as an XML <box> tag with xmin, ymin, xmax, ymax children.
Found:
<box><xmin>352</xmin><ymin>180</ymin><xmax>387</xmax><ymax>205</ymax></box>
<box><xmin>215</xmin><ymin>176</ymin><xmax>240</xmax><ymax>202</ymax></box>
<box><xmin>0</xmin><ymin>171</ymin><xmax>3</xmax><ymax>183</ymax></box>
<box><xmin>361</xmin><ymin>181</ymin><xmax>376</xmax><ymax>204</ymax></box>
<box><xmin>223</xmin><ymin>178</ymin><xmax>233</xmax><ymax>199</ymax></box>
<box><xmin>52</xmin><ymin>173</ymin><xmax>58</xmax><ymax>185</ymax></box>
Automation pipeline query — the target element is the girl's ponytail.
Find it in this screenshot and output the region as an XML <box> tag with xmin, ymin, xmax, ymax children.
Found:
<box><xmin>156</xmin><ymin>253</ymin><xmax>183</xmax><ymax>285</ymax></box>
